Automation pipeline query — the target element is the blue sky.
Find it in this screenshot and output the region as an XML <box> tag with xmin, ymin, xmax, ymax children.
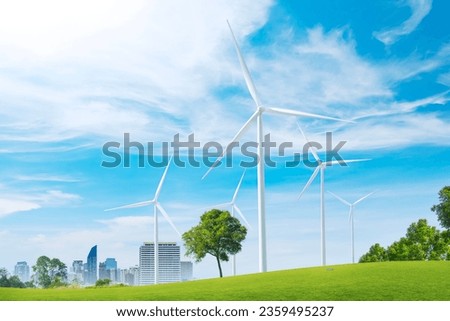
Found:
<box><xmin>0</xmin><ymin>0</ymin><xmax>449</xmax><ymax>280</ymax></box>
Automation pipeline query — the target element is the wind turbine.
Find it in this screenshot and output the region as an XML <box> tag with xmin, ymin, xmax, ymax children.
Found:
<box><xmin>297</xmin><ymin>123</ymin><xmax>369</xmax><ymax>266</ymax></box>
<box><xmin>203</xmin><ymin>20</ymin><xmax>350</xmax><ymax>273</ymax></box>
<box><xmin>209</xmin><ymin>170</ymin><xmax>251</xmax><ymax>276</ymax></box>
<box><xmin>328</xmin><ymin>191</ymin><xmax>375</xmax><ymax>263</ymax></box>
<box><xmin>105</xmin><ymin>156</ymin><xmax>180</xmax><ymax>284</ymax></box>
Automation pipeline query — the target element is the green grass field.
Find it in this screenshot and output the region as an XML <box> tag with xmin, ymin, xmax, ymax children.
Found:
<box><xmin>1</xmin><ymin>261</ymin><xmax>449</xmax><ymax>301</ymax></box>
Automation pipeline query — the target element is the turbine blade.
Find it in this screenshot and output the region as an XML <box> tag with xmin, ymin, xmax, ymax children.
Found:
<box><xmin>154</xmin><ymin>155</ymin><xmax>173</xmax><ymax>201</ymax></box>
<box><xmin>348</xmin><ymin>207</ymin><xmax>353</xmax><ymax>223</ymax></box>
<box><xmin>202</xmin><ymin>110</ymin><xmax>258</xmax><ymax>179</ymax></box>
<box><xmin>231</xmin><ymin>170</ymin><xmax>246</xmax><ymax>203</ymax></box>
<box><xmin>354</xmin><ymin>191</ymin><xmax>376</xmax><ymax>205</ymax></box>
<box><xmin>233</xmin><ymin>204</ymin><xmax>252</xmax><ymax>229</ymax></box>
<box><xmin>156</xmin><ymin>203</ymin><xmax>181</xmax><ymax>237</ymax></box>
<box><xmin>104</xmin><ymin>200</ymin><xmax>154</xmax><ymax>211</ymax></box>
<box><xmin>297</xmin><ymin>122</ymin><xmax>320</xmax><ymax>163</ymax></box>
<box><xmin>210</xmin><ymin>202</ymin><xmax>232</xmax><ymax>210</ymax></box>
<box><xmin>327</xmin><ymin>191</ymin><xmax>351</xmax><ymax>206</ymax></box>
<box><xmin>264</xmin><ymin>106</ymin><xmax>354</xmax><ymax>123</ymax></box>
<box><xmin>298</xmin><ymin>166</ymin><xmax>320</xmax><ymax>199</ymax></box>
<box><xmin>324</xmin><ymin>158</ymin><xmax>371</xmax><ymax>167</ymax></box>
<box><xmin>227</xmin><ymin>20</ymin><xmax>262</xmax><ymax>107</ymax></box>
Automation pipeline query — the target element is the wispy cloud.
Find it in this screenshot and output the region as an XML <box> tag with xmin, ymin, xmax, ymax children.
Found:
<box><xmin>15</xmin><ymin>174</ymin><xmax>81</xmax><ymax>183</ymax></box>
<box><xmin>0</xmin><ymin>189</ymin><xmax>81</xmax><ymax>218</ymax></box>
<box><xmin>374</xmin><ymin>0</ymin><xmax>433</xmax><ymax>45</ymax></box>
<box><xmin>0</xmin><ymin>198</ymin><xmax>40</xmax><ymax>218</ymax></box>
<box><xmin>0</xmin><ymin>0</ymin><xmax>274</xmax><ymax>148</ymax></box>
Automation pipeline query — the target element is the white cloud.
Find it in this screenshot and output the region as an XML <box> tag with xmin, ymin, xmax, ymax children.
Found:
<box><xmin>0</xmin><ymin>0</ymin><xmax>274</xmax><ymax>147</ymax></box>
<box><xmin>374</xmin><ymin>0</ymin><xmax>433</xmax><ymax>45</ymax></box>
<box><xmin>0</xmin><ymin>199</ymin><xmax>40</xmax><ymax>218</ymax></box>
<box><xmin>0</xmin><ymin>189</ymin><xmax>81</xmax><ymax>218</ymax></box>
<box><xmin>15</xmin><ymin>174</ymin><xmax>81</xmax><ymax>183</ymax></box>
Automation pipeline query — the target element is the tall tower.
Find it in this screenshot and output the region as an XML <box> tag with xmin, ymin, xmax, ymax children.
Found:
<box><xmin>85</xmin><ymin>245</ymin><xmax>97</xmax><ymax>285</ymax></box>
<box><xmin>14</xmin><ymin>261</ymin><xmax>30</xmax><ymax>282</ymax></box>
<box><xmin>139</xmin><ymin>242</ymin><xmax>180</xmax><ymax>285</ymax></box>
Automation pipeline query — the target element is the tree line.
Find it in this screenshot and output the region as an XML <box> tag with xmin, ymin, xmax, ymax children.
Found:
<box><xmin>360</xmin><ymin>186</ymin><xmax>450</xmax><ymax>262</ymax></box>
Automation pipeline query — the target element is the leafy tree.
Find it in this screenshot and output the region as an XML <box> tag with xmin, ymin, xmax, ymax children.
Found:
<box><xmin>0</xmin><ymin>268</ymin><xmax>25</xmax><ymax>288</ymax></box>
<box><xmin>95</xmin><ymin>279</ymin><xmax>111</xmax><ymax>287</ymax></box>
<box><xmin>360</xmin><ymin>219</ymin><xmax>450</xmax><ymax>262</ymax></box>
<box><xmin>431</xmin><ymin>186</ymin><xmax>450</xmax><ymax>229</ymax></box>
<box><xmin>7</xmin><ymin>275</ymin><xmax>25</xmax><ymax>288</ymax></box>
<box><xmin>182</xmin><ymin>209</ymin><xmax>247</xmax><ymax>278</ymax></box>
<box><xmin>359</xmin><ymin>243</ymin><xmax>387</xmax><ymax>263</ymax></box>
<box><xmin>388</xmin><ymin>219</ymin><xmax>448</xmax><ymax>261</ymax></box>
<box><xmin>32</xmin><ymin>256</ymin><xmax>68</xmax><ymax>288</ymax></box>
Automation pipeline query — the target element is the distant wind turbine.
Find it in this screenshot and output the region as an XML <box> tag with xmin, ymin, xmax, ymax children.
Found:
<box><xmin>105</xmin><ymin>156</ymin><xmax>180</xmax><ymax>284</ymax></box>
<box><xmin>297</xmin><ymin>123</ymin><xmax>369</xmax><ymax>266</ymax></box>
<box><xmin>209</xmin><ymin>170</ymin><xmax>251</xmax><ymax>276</ymax></box>
<box><xmin>203</xmin><ymin>20</ymin><xmax>350</xmax><ymax>273</ymax></box>
<box><xmin>328</xmin><ymin>191</ymin><xmax>375</xmax><ymax>263</ymax></box>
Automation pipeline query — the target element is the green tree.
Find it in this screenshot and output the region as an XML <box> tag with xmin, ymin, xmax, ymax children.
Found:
<box><xmin>7</xmin><ymin>275</ymin><xmax>25</xmax><ymax>288</ymax></box>
<box><xmin>359</xmin><ymin>243</ymin><xmax>387</xmax><ymax>263</ymax></box>
<box><xmin>95</xmin><ymin>279</ymin><xmax>111</xmax><ymax>287</ymax></box>
<box><xmin>182</xmin><ymin>209</ymin><xmax>247</xmax><ymax>278</ymax></box>
<box><xmin>431</xmin><ymin>186</ymin><xmax>450</xmax><ymax>229</ymax></box>
<box><xmin>360</xmin><ymin>219</ymin><xmax>450</xmax><ymax>262</ymax></box>
<box><xmin>32</xmin><ymin>256</ymin><xmax>67</xmax><ymax>288</ymax></box>
<box><xmin>387</xmin><ymin>219</ymin><xmax>448</xmax><ymax>261</ymax></box>
<box><xmin>0</xmin><ymin>268</ymin><xmax>26</xmax><ymax>288</ymax></box>
<box><xmin>0</xmin><ymin>268</ymin><xmax>9</xmax><ymax>287</ymax></box>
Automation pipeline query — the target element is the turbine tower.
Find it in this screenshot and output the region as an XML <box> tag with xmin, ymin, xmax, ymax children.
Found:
<box><xmin>209</xmin><ymin>170</ymin><xmax>251</xmax><ymax>275</ymax></box>
<box><xmin>297</xmin><ymin>123</ymin><xmax>369</xmax><ymax>266</ymax></box>
<box><xmin>328</xmin><ymin>191</ymin><xmax>375</xmax><ymax>263</ymax></box>
<box><xmin>105</xmin><ymin>156</ymin><xmax>180</xmax><ymax>284</ymax></box>
<box><xmin>203</xmin><ymin>20</ymin><xmax>350</xmax><ymax>273</ymax></box>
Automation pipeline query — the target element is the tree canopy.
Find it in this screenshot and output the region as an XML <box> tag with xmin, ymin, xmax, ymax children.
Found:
<box><xmin>360</xmin><ymin>219</ymin><xmax>450</xmax><ymax>263</ymax></box>
<box><xmin>431</xmin><ymin>186</ymin><xmax>450</xmax><ymax>230</ymax></box>
<box><xmin>182</xmin><ymin>209</ymin><xmax>247</xmax><ymax>277</ymax></box>
<box><xmin>32</xmin><ymin>256</ymin><xmax>67</xmax><ymax>288</ymax></box>
<box><xmin>0</xmin><ymin>268</ymin><xmax>26</xmax><ymax>288</ymax></box>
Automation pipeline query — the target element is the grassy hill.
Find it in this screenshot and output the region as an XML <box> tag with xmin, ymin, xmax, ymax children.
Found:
<box><xmin>1</xmin><ymin>261</ymin><xmax>449</xmax><ymax>301</ymax></box>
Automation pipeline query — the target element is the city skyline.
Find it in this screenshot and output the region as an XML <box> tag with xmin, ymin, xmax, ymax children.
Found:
<box><xmin>0</xmin><ymin>0</ymin><xmax>449</xmax><ymax>280</ymax></box>
<box><xmin>5</xmin><ymin>242</ymin><xmax>192</xmax><ymax>286</ymax></box>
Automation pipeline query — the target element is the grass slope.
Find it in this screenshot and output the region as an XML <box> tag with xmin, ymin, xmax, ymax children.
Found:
<box><xmin>1</xmin><ymin>261</ymin><xmax>449</xmax><ymax>301</ymax></box>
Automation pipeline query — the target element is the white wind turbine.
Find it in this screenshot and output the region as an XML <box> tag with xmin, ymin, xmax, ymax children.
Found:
<box><xmin>203</xmin><ymin>20</ymin><xmax>350</xmax><ymax>273</ymax></box>
<box><xmin>297</xmin><ymin>123</ymin><xmax>369</xmax><ymax>266</ymax></box>
<box><xmin>105</xmin><ymin>156</ymin><xmax>180</xmax><ymax>284</ymax></box>
<box><xmin>209</xmin><ymin>170</ymin><xmax>251</xmax><ymax>276</ymax></box>
<box><xmin>328</xmin><ymin>191</ymin><xmax>375</xmax><ymax>263</ymax></box>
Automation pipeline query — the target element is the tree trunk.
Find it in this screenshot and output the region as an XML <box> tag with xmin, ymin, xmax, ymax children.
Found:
<box><xmin>215</xmin><ymin>255</ymin><xmax>223</xmax><ymax>278</ymax></box>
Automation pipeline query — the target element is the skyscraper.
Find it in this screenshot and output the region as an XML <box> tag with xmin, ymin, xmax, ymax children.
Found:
<box><xmin>14</xmin><ymin>261</ymin><xmax>29</xmax><ymax>283</ymax></box>
<box><xmin>99</xmin><ymin>258</ymin><xmax>119</xmax><ymax>282</ymax></box>
<box><xmin>139</xmin><ymin>242</ymin><xmax>180</xmax><ymax>285</ymax></box>
<box><xmin>70</xmin><ymin>260</ymin><xmax>84</xmax><ymax>284</ymax></box>
<box><xmin>85</xmin><ymin>245</ymin><xmax>97</xmax><ymax>285</ymax></box>
<box><xmin>180</xmin><ymin>261</ymin><xmax>193</xmax><ymax>281</ymax></box>
<box><xmin>105</xmin><ymin>258</ymin><xmax>117</xmax><ymax>270</ymax></box>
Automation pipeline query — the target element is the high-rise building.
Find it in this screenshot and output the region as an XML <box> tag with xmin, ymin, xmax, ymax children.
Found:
<box><xmin>98</xmin><ymin>258</ymin><xmax>119</xmax><ymax>282</ymax></box>
<box><xmin>139</xmin><ymin>242</ymin><xmax>181</xmax><ymax>285</ymax></box>
<box><xmin>69</xmin><ymin>260</ymin><xmax>84</xmax><ymax>284</ymax></box>
<box><xmin>85</xmin><ymin>245</ymin><xmax>97</xmax><ymax>285</ymax></box>
<box><xmin>105</xmin><ymin>258</ymin><xmax>117</xmax><ymax>270</ymax></box>
<box><xmin>124</xmin><ymin>266</ymin><xmax>140</xmax><ymax>286</ymax></box>
<box><xmin>14</xmin><ymin>261</ymin><xmax>29</xmax><ymax>283</ymax></box>
<box><xmin>180</xmin><ymin>261</ymin><xmax>193</xmax><ymax>281</ymax></box>
<box><xmin>98</xmin><ymin>262</ymin><xmax>108</xmax><ymax>280</ymax></box>
<box><xmin>72</xmin><ymin>260</ymin><xmax>83</xmax><ymax>274</ymax></box>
